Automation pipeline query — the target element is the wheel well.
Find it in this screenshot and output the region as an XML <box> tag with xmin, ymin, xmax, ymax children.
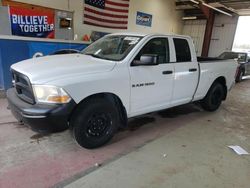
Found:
<box><xmin>213</xmin><ymin>76</ymin><xmax>227</xmax><ymax>100</ymax></box>
<box><xmin>69</xmin><ymin>93</ymin><xmax>128</xmax><ymax>129</ymax></box>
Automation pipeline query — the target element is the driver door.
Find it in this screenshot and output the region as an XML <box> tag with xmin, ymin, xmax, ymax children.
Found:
<box><xmin>129</xmin><ymin>37</ymin><xmax>174</xmax><ymax>116</ymax></box>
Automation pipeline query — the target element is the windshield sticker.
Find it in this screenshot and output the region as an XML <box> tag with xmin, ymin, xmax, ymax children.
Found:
<box><xmin>124</xmin><ymin>37</ymin><xmax>140</xmax><ymax>45</ymax></box>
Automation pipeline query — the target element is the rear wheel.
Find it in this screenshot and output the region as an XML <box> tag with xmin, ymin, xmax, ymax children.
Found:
<box><xmin>201</xmin><ymin>82</ymin><xmax>225</xmax><ymax>112</ymax></box>
<box><xmin>236</xmin><ymin>70</ymin><xmax>243</xmax><ymax>83</ymax></box>
<box><xmin>71</xmin><ymin>98</ymin><xmax>119</xmax><ymax>149</ymax></box>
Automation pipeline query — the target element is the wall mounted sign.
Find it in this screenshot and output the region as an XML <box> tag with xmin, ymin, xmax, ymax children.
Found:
<box><xmin>136</xmin><ymin>11</ymin><xmax>152</xmax><ymax>27</ymax></box>
<box><xmin>9</xmin><ymin>7</ymin><xmax>55</xmax><ymax>38</ymax></box>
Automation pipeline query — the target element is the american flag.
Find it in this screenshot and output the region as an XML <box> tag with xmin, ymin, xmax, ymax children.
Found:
<box><xmin>83</xmin><ymin>0</ymin><xmax>130</xmax><ymax>29</ymax></box>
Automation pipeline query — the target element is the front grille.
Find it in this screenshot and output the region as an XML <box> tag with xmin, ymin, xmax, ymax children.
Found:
<box><xmin>12</xmin><ymin>70</ymin><xmax>35</xmax><ymax>104</ymax></box>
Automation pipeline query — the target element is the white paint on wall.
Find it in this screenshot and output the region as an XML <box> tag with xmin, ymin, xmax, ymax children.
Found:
<box><xmin>13</xmin><ymin>0</ymin><xmax>184</xmax><ymax>40</ymax></box>
<box><xmin>13</xmin><ymin>0</ymin><xmax>70</xmax><ymax>11</ymax></box>
<box><xmin>0</xmin><ymin>6</ymin><xmax>11</xmax><ymax>35</ymax></box>
<box><xmin>182</xmin><ymin>20</ymin><xmax>206</xmax><ymax>56</ymax></box>
<box><xmin>208</xmin><ymin>15</ymin><xmax>238</xmax><ymax>57</ymax></box>
<box><xmin>182</xmin><ymin>15</ymin><xmax>238</xmax><ymax>57</ymax></box>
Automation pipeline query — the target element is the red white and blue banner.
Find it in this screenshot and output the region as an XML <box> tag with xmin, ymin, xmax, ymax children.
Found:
<box><xmin>9</xmin><ymin>7</ymin><xmax>55</xmax><ymax>38</ymax></box>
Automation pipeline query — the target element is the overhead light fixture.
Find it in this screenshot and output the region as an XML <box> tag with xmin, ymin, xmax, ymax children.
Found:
<box><xmin>182</xmin><ymin>16</ymin><xmax>197</xmax><ymax>20</ymax></box>
<box><xmin>202</xmin><ymin>2</ymin><xmax>232</xmax><ymax>17</ymax></box>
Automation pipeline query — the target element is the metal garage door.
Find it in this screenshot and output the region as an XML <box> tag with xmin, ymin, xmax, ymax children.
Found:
<box><xmin>183</xmin><ymin>20</ymin><xmax>207</xmax><ymax>56</ymax></box>
<box><xmin>208</xmin><ymin>15</ymin><xmax>238</xmax><ymax>57</ymax></box>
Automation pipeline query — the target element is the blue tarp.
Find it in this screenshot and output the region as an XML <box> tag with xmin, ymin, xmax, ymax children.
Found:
<box><xmin>0</xmin><ymin>38</ymin><xmax>88</xmax><ymax>90</ymax></box>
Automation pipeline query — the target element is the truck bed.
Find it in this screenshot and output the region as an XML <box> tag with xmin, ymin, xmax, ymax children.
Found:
<box><xmin>197</xmin><ymin>57</ymin><xmax>224</xmax><ymax>62</ymax></box>
<box><xmin>193</xmin><ymin>58</ymin><xmax>237</xmax><ymax>102</ymax></box>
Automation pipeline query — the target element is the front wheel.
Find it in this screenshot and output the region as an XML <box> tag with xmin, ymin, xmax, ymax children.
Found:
<box><xmin>201</xmin><ymin>82</ymin><xmax>225</xmax><ymax>112</ymax></box>
<box><xmin>71</xmin><ymin>98</ymin><xmax>119</xmax><ymax>149</ymax></box>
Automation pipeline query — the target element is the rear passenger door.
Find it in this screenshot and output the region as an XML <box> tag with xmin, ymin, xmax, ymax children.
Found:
<box><xmin>171</xmin><ymin>37</ymin><xmax>199</xmax><ymax>106</ymax></box>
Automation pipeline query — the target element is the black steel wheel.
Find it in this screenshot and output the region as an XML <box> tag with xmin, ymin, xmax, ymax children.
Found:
<box><xmin>71</xmin><ymin>97</ymin><xmax>119</xmax><ymax>149</ymax></box>
<box><xmin>86</xmin><ymin>113</ymin><xmax>112</xmax><ymax>138</ymax></box>
<box><xmin>201</xmin><ymin>82</ymin><xmax>225</xmax><ymax>112</ymax></box>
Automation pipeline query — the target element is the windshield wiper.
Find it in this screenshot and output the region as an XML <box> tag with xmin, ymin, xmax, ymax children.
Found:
<box><xmin>84</xmin><ymin>53</ymin><xmax>103</xmax><ymax>59</ymax></box>
<box><xmin>84</xmin><ymin>53</ymin><xmax>114</xmax><ymax>61</ymax></box>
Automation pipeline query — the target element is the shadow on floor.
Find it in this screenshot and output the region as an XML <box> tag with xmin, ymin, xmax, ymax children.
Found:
<box><xmin>127</xmin><ymin>117</ymin><xmax>156</xmax><ymax>131</ymax></box>
<box><xmin>124</xmin><ymin>103</ymin><xmax>202</xmax><ymax>132</ymax></box>
<box><xmin>24</xmin><ymin>103</ymin><xmax>203</xmax><ymax>144</ymax></box>
<box><xmin>30</xmin><ymin>132</ymin><xmax>52</xmax><ymax>144</ymax></box>
<box><xmin>109</xmin><ymin>103</ymin><xmax>203</xmax><ymax>147</ymax></box>
<box><xmin>158</xmin><ymin>103</ymin><xmax>202</xmax><ymax>118</ymax></box>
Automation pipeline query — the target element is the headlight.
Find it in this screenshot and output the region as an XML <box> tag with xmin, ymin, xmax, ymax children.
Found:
<box><xmin>33</xmin><ymin>85</ymin><xmax>71</xmax><ymax>104</ymax></box>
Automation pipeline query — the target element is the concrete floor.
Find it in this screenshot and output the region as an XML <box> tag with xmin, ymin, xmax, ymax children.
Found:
<box><xmin>0</xmin><ymin>78</ymin><xmax>250</xmax><ymax>188</ymax></box>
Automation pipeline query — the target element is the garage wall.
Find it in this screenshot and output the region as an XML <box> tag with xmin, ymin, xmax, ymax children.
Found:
<box><xmin>182</xmin><ymin>15</ymin><xmax>238</xmax><ymax>57</ymax></box>
<box><xmin>208</xmin><ymin>15</ymin><xmax>238</xmax><ymax>57</ymax></box>
<box><xmin>182</xmin><ymin>20</ymin><xmax>206</xmax><ymax>56</ymax></box>
<box><xmin>13</xmin><ymin>0</ymin><xmax>69</xmax><ymax>11</ymax></box>
<box><xmin>0</xmin><ymin>6</ymin><xmax>11</xmax><ymax>35</ymax></box>
<box><xmin>13</xmin><ymin>0</ymin><xmax>184</xmax><ymax>40</ymax></box>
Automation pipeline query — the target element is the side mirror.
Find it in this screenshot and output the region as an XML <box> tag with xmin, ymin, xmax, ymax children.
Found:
<box><xmin>132</xmin><ymin>54</ymin><xmax>159</xmax><ymax>66</ymax></box>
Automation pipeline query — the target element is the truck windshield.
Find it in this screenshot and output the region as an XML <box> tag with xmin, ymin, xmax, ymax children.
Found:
<box><xmin>81</xmin><ymin>35</ymin><xmax>142</xmax><ymax>61</ymax></box>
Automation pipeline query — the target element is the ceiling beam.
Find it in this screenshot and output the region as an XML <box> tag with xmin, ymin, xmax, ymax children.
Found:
<box><xmin>176</xmin><ymin>1</ymin><xmax>200</xmax><ymax>10</ymax></box>
<box><xmin>200</xmin><ymin>5</ymin><xmax>215</xmax><ymax>57</ymax></box>
<box><xmin>202</xmin><ymin>2</ymin><xmax>233</xmax><ymax>16</ymax></box>
<box><xmin>178</xmin><ymin>0</ymin><xmax>233</xmax><ymax>16</ymax></box>
<box><xmin>177</xmin><ymin>0</ymin><xmax>237</xmax><ymax>18</ymax></box>
<box><xmin>199</xmin><ymin>4</ymin><xmax>211</xmax><ymax>19</ymax></box>
<box><xmin>209</xmin><ymin>2</ymin><xmax>237</xmax><ymax>14</ymax></box>
<box><xmin>207</xmin><ymin>0</ymin><xmax>250</xmax><ymax>3</ymax></box>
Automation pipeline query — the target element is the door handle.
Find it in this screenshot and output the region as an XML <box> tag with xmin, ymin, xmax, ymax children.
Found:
<box><xmin>189</xmin><ymin>68</ymin><xmax>197</xmax><ymax>72</ymax></box>
<box><xmin>162</xmin><ymin>70</ymin><xmax>173</xmax><ymax>75</ymax></box>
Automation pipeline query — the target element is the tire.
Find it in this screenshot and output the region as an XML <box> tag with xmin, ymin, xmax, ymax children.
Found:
<box><xmin>201</xmin><ymin>82</ymin><xmax>225</xmax><ymax>112</ymax></box>
<box><xmin>71</xmin><ymin>98</ymin><xmax>119</xmax><ymax>149</ymax></box>
<box><xmin>236</xmin><ymin>70</ymin><xmax>243</xmax><ymax>83</ymax></box>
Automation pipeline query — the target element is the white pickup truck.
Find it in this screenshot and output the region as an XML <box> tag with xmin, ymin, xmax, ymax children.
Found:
<box><xmin>7</xmin><ymin>33</ymin><xmax>237</xmax><ymax>148</ymax></box>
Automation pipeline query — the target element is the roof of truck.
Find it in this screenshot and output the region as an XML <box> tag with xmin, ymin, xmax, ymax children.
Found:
<box><xmin>108</xmin><ymin>32</ymin><xmax>191</xmax><ymax>39</ymax></box>
<box><xmin>108</xmin><ymin>32</ymin><xmax>147</xmax><ymax>37</ymax></box>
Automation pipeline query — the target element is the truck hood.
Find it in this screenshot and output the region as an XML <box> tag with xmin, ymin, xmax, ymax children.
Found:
<box><xmin>11</xmin><ymin>54</ymin><xmax>117</xmax><ymax>84</ymax></box>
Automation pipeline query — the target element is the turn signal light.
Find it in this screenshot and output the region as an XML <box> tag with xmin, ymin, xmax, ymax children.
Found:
<box><xmin>47</xmin><ymin>95</ymin><xmax>71</xmax><ymax>103</ymax></box>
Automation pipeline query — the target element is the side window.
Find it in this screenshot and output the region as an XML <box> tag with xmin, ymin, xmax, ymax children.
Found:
<box><xmin>173</xmin><ymin>38</ymin><xmax>191</xmax><ymax>62</ymax></box>
<box><xmin>135</xmin><ymin>38</ymin><xmax>169</xmax><ymax>64</ymax></box>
